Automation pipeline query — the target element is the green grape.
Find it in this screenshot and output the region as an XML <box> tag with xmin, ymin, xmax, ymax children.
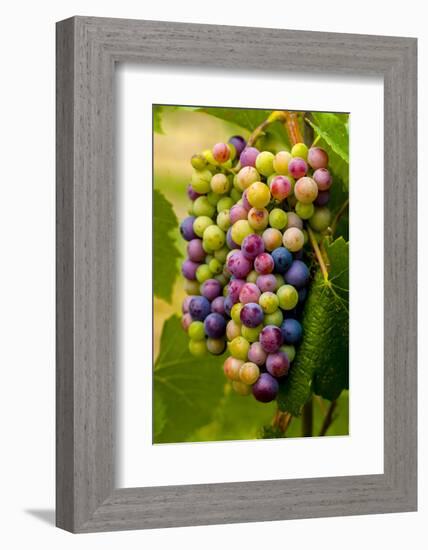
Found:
<box><xmin>207</xmin><ymin>191</ymin><xmax>221</xmax><ymax>206</ymax></box>
<box><xmin>276</xmin><ymin>284</ymin><xmax>299</xmax><ymax>310</ymax></box>
<box><xmin>273</xmin><ymin>150</ymin><xmax>292</xmax><ymax>175</ymax></box>
<box><xmin>205</xmin><ymin>254</ymin><xmax>214</xmax><ymax>264</ymax></box>
<box><xmin>247</xmin><ymin>182</ymin><xmax>271</xmax><ymax>208</ymax></box>
<box><xmin>214</xmin><ymin>246</ymin><xmax>229</xmax><ymax>263</ymax></box>
<box><xmin>309</xmin><ymin>206</ymin><xmax>331</xmax><ymax>232</ymax></box>
<box><xmin>189</xmin><ymin>339</ymin><xmax>207</xmax><ymax>357</ymax></box>
<box><xmin>228</xmin><ymin>336</ymin><xmax>250</xmax><ymax>360</ymax></box>
<box><xmin>208</xmin><ymin>257</ymin><xmax>223</xmax><ymax>274</ymax></box>
<box><xmin>232</xmin><ymin>380</ymin><xmax>252</xmax><ymax>396</ymax></box>
<box><xmin>291</xmin><ymin>142</ymin><xmax>308</xmax><ymax>160</ymax></box>
<box><xmin>196</xmin><ymin>264</ymin><xmax>212</xmax><ymax>283</ymax></box>
<box><xmin>187</xmin><ymin>201</ymin><xmax>194</xmax><ymax>216</ymax></box>
<box><xmin>295</xmin><ymin>201</ymin><xmax>315</xmax><ymax>220</ymax></box>
<box><xmin>230</xmin><ymin>188</ymin><xmax>242</xmax><ymax>203</ymax></box>
<box><xmin>191</xmin><ymin>169</ymin><xmax>212</xmax><ymax>193</ymax></box>
<box><xmin>231</xmin><ymin>303</ymin><xmax>244</xmax><ymax>324</ymax></box>
<box><xmin>191</xmin><ymin>153</ymin><xmax>208</xmax><ymax>170</ymax></box>
<box><xmin>269</xmin><ymin>208</ymin><xmax>288</xmax><ymax>230</ymax></box>
<box><xmin>259</xmin><ymin>292</ymin><xmax>279</xmax><ymax>314</ymax></box>
<box><xmin>216</xmin><ymin>273</ymin><xmax>228</xmax><ymax>286</ymax></box>
<box><xmin>246</xmin><ymin>270</ymin><xmax>259</xmax><ymax>283</ymax></box>
<box><xmin>216</xmin><ymin>196</ymin><xmax>233</xmax><ymax>213</ymax></box>
<box><xmin>193</xmin><ymin>216</ymin><xmax>214</xmax><ymax>238</ymax></box>
<box><xmin>216</xmin><ymin>209</ymin><xmax>231</xmax><ymax>231</ymax></box>
<box><xmin>231</xmin><ymin>219</ymin><xmax>253</xmax><ymax>245</ymax></box>
<box><xmin>241</xmin><ymin>324</ymin><xmax>263</xmax><ymax>343</ymax></box>
<box><xmin>239</xmin><ymin>362</ymin><xmax>261</xmax><ymax>385</ymax></box>
<box><xmin>202</xmin><ymin>239</ymin><xmax>214</xmax><ymax>253</ymax></box>
<box><xmin>202</xmin><ymin>149</ymin><xmax>219</xmax><ymax>167</ymax></box>
<box><xmin>203</xmin><ymin>225</ymin><xmax>225</xmax><ymax>250</ymax></box>
<box><xmin>255</xmin><ymin>151</ymin><xmax>275</xmax><ymax>176</ymax></box>
<box><xmin>280</xmin><ymin>344</ymin><xmax>296</xmax><ymax>362</ymax></box>
<box><xmin>274</xmin><ymin>273</ymin><xmax>285</xmax><ymax>289</ymax></box>
<box><xmin>188</xmin><ymin>321</ymin><xmax>205</xmax><ymax>341</ymax></box>
<box><xmin>193</xmin><ymin>196</ymin><xmax>216</xmax><ymax>218</ymax></box>
<box><xmin>263</xmin><ymin>309</ymin><xmax>284</xmax><ymax>327</ymax></box>
<box><xmin>210</xmin><ymin>173</ymin><xmax>231</xmax><ymax>194</ymax></box>
<box><xmin>184</xmin><ymin>279</ymin><xmax>200</xmax><ymax>295</ymax></box>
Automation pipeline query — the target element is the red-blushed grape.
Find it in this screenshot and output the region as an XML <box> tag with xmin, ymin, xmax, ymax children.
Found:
<box><xmin>284</xmin><ymin>260</ymin><xmax>310</xmax><ymax>289</ymax></box>
<box><xmin>228</xmin><ymin>135</ymin><xmax>247</xmax><ymax>157</ymax></box>
<box><xmin>184</xmin><ymin>279</ymin><xmax>200</xmax><ymax>295</ymax></box>
<box><xmin>288</xmin><ymin>157</ymin><xmax>308</xmax><ymax>179</ymax></box>
<box><xmin>240</xmin><ymin>302</ymin><xmax>264</xmax><ymax>327</ymax></box>
<box><xmin>232</xmin><ymin>380</ymin><xmax>252</xmax><ymax>396</ymax></box>
<box><xmin>236</xmin><ymin>166</ymin><xmax>260</xmax><ymax>191</ymax></box>
<box><xmin>255</xmin><ymin>151</ymin><xmax>275</xmax><ymax>176</ymax></box>
<box><xmin>227</xmin><ymin>250</ymin><xmax>253</xmax><ymax>278</ymax></box>
<box><xmin>276</xmin><ymin>284</ymin><xmax>299</xmax><ymax>310</ymax></box>
<box><xmin>187</xmin><ymin>183</ymin><xmax>201</xmax><ymax>201</ymax></box>
<box><xmin>252</xmin><ymin>372</ymin><xmax>279</xmax><ymax>402</ymax></box>
<box><xmin>191</xmin><ymin>169</ymin><xmax>212</xmax><ymax>193</ymax></box>
<box><xmin>247</xmin><ymin>182</ymin><xmax>271</xmax><ymax>209</ymax></box>
<box><xmin>210</xmin><ymin>173</ymin><xmax>231</xmax><ymax>194</ymax></box>
<box><xmin>256</xmin><ymin>274</ymin><xmax>277</xmax><ymax>293</ymax></box>
<box><xmin>239</xmin><ymin>282</ymin><xmax>261</xmax><ymax>305</ymax></box>
<box><xmin>263</xmin><ymin>309</ymin><xmax>284</xmax><ymax>327</ymax></box>
<box><xmin>193</xmin><ymin>215</ymin><xmax>214</xmax><ymax>238</ymax></box>
<box><xmin>269</xmin><ymin>208</ymin><xmax>288</xmax><ymax>230</ymax></box>
<box><xmin>246</xmin><ymin>270</ymin><xmax>259</xmax><ymax>284</ymax></box>
<box><xmin>240</xmin><ymin>147</ymin><xmax>260</xmax><ymax>167</ymax></box>
<box><xmin>201</xmin><ymin>278</ymin><xmax>222</xmax><ymax>300</ymax></box>
<box><xmin>182</xmin><ymin>295</ymin><xmax>193</xmax><ymax>314</ymax></box>
<box><xmin>241</xmin><ymin>233</ymin><xmax>265</xmax><ymax>260</ymax></box>
<box><xmin>231</xmin><ymin>219</ymin><xmax>254</xmax><ymax>245</ymax></box>
<box><xmin>248</xmin><ymin>207</ymin><xmax>269</xmax><ymax>231</ymax></box>
<box><xmin>273</xmin><ymin>151</ymin><xmax>292</xmax><ymax>175</ymax></box>
<box><xmin>262</xmin><ymin>228</ymin><xmax>283</xmax><ymax>251</ymax></box>
<box><xmin>187</xmin><ymin>238</ymin><xmax>206</xmax><ymax>263</ymax></box>
<box><xmin>259</xmin><ymin>325</ymin><xmax>283</xmax><ymax>353</ymax></box>
<box><xmin>241</xmin><ymin>189</ymin><xmax>251</xmax><ymax>211</ymax></box>
<box><xmin>266</xmin><ymin>351</ymin><xmax>290</xmax><ymax>377</ymax></box>
<box><xmin>254</xmin><ymin>252</ymin><xmax>274</xmax><ymax>275</ymax></box>
<box><xmin>212</xmin><ymin>142</ymin><xmax>231</xmax><ymax>164</ymax></box>
<box><xmin>181</xmin><ymin>313</ymin><xmax>192</xmax><ymax>332</ymax></box>
<box><xmin>239</xmin><ymin>362</ymin><xmax>261</xmax><ymax>385</ymax></box>
<box><xmin>226</xmin><ymin>319</ymin><xmax>241</xmax><ymax>340</ymax></box>
<box><xmin>280</xmin><ymin>344</ymin><xmax>296</xmax><ymax>363</ymax></box>
<box><xmin>248</xmin><ymin>341</ymin><xmax>267</xmax><ymax>366</ymax></box>
<box><xmin>228</xmin><ymin>336</ymin><xmax>250</xmax><ymax>360</ymax></box>
<box><xmin>269</xmin><ymin>175</ymin><xmax>292</xmax><ymax>201</ymax></box>
<box><xmin>294</xmin><ymin>177</ymin><xmax>318</xmax><ymax>204</ymax></box>
<box><xmin>291</xmin><ymin>142</ymin><xmax>308</xmax><ymax>160</ymax></box>
<box><xmin>314</xmin><ymin>190</ymin><xmax>330</xmax><ymax>206</ymax></box>
<box><xmin>308</xmin><ymin>146</ymin><xmax>329</xmax><ymax>169</ymax></box>
<box><xmin>188</xmin><ymin>320</ymin><xmax>205</xmax><ymax>341</ymax></box>
<box><xmin>231</xmin><ymin>302</ymin><xmax>244</xmax><ymax>324</ymax></box>
<box><xmin>309</xmin><ymin>206</ymin><xmax>332</xmax><ymax>232</ymax></box>
<box><xmin>286</xmin><ymin>212</ymin><xmax>303</xmax><ymax>230</ymax></box>
<box><xmin>206</xmin><ymin>337</ymin><xmax>226</xmax><ymax>355</ymax></box>
<box><xmin>203</xmin><ymin>225</ymin><xmax>225</xmax><ymax>250</ymax></box>
<box><xmin>223</xmin><ymin>356</ymin><xmax>244</xmax><ymax>381</ymax></box>
<box><xmin>313</xmin><ymin>168</ymin><xmax>332</xmax><ymax>191</ymax></box>
<box><xmin>282</xmin><ymin>227</ymin><xmax>305</xmax><ymax>252</ymax></box>
<box><xmin>229</xmin><ymin>204</ymin><xmax>248</xmax><ymax>225</ymax></box>
<box><xmin>259</xmin><ymin>291</ymin><xmax>279</xmax><ymax>314</ymax></box>
<box><xmin>295</xmin><ymin>201</ymin><xmax>315</xmax><ymax>220</ymax></box>
<box><xmin>228</xmin><ymin>279</ymin><xmax>246</xmax><ymax>303</ymax></box>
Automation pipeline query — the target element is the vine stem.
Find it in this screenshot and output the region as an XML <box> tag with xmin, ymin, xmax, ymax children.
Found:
<box><xmin>302</xmin><ymin>397</ymin><xmax>313</xmax><ymax>437</ymax></box>
<box><xmin>307</xmin><ymin>226</ymin><xmax>329</xmax><ymax>281</ymax></box>
<box><xmin>331</xmin><ymin>198</ymin><xmax>349</xmax><ymax>236</ymax></box>
<box><xmin>272</xmin><ymin>409</ymin><xmax>293</xmax><ymax>435</ymax></box>
<box><xmin>319</xmin><ymin>400</ymin><xmax>337</xmax><ymax>436</ymax></box>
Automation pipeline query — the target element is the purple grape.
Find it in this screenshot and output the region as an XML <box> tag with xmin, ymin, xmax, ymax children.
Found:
<box><xmin>227</xmin><ymin>278</ymin><xmax>246</xmax><ymax>303</ymax></box>
<box><xmin>271</xmin><ymin>247</ymin><xmax>293</xmax><ymax>274</ymax></box>
<box><xmin>229</xmin><ymin>135</ymin><xmax>247</xmax><ymax>157</ymax></box>
<box><xmin>281</xmin><ymin>319</ymin><xmax>303</xmax><ymax>344</ymax></box>
<box><xmin>266</xmin><ymin>351</ymin><xmax>290</xmax><ymax>378</ymax></box>
<box><xmin>288</xmin><ymin>157</ymin><xmax>308</xmax><ymax>179</ymax></box>
<box><xmin>314</xmin><ymin>189</ymin><xmax>330</xmax><ymax>206</ymax></box>
<box><xmin>227</xmin><ymin>251</ymin><xmax>253</xmax><ymax>278</ymax></box>
<box><xmin>201</xmin><ymin>278</ymin><xmax>222</xmax><ymax>301</ymax></box>
<box><xmin>256</xmin><ymin>274</ymin><xmax>277</xmax><ymax>293</ymax></box>
<box><xmin>259</xmin><ymin>325</ymin><xmax>283</xmax><ymax>353</ymax></box>
<box><xmin>187</xmin><ymin>184</ymin><xmax>201</xmax><ymax>201</ymax></box>
<box><xmin>189</xmin><ymin>296</ymin><xmax>211</xmax><ymax>321</ymax></box>
<box><xmin>180</xmin><ymin>216</ymin><xmax>197</xmax><ymax>241</ymax></box>
<box><xmin>248</xmin><ymin>341</ymin><xmax>267</xmax><ymax>366</ymax></box>
<box><xmin>241</xmin><ymin>189</ymin><xmax>251</xmax><ymax>211</ymax></box>
<box><xmin>204</xmin><ymin>312</ymin><xmax>227</xmax><ymax>338</ymax></box>
<box><xmin>240</xmin><ymin>303</ymin><xmax>264</xmax><ymax>328</ymax></box>
<box><xmin>239</xmin><ymin>282</ymin><xmax>261</xmax><ymax>304</ymax></box>
<box><xmin>230</xmin><ymin>204</ymin><xmax>248</xmax><ymax>224</ymax></box>
<box><xmin>242</xmin><ymin>234</ymin><xmax>265</xmax><ymax>260</ymax></box>
<box><xmin>187</xmin><ymin>238</ymin><xmax>206</xmax><ymax>263</ymax></box>
<box><xmin>182</xmin><ymin>295</ymin><xmax>193</xmax><ymax>314</ymax></box>
<box><xmin>240</xmin><ymin>147</ymin><xmax>260</xmax><ymax>168</ymax></box>
<box><xmin>224</xmin><ymin>295</ymin><xmax>234</xmax><ymax>316</ymax></box>
<box><xmin>284</xmin><ymin>260</ymin><xmax>310</xmax><ymax>289</ymax></box>
<box><xmin>252</xmin><ymin>372</ymin><xmax>279</xmax><ymax>403</ymax></box>
<box><xmin>226</xmin><ymin>227</ymin><xmax>240</xmax><ymax>250</ymax></box>
<box><xmin>254</xmin><ymin>253</ymin><xmax>274</xmax><ymax>275</ymax></box>
<box><xmin>313</xmin><ymin>168</ymin><xmax>332</xmax><ymax>191</ymax></box>
<box><xmin>181</xmin><ymin>259</ymin><xmax>200</xmax><ymax>280</ymax></box>
<box><xmin>211</xmin><ymin>295</ymin><xmax>226</xmax><ymax>315</ymax></box>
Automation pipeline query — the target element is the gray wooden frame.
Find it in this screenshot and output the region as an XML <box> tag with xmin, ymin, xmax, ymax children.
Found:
<box><xmin>56</xmin><ymin>16</ymin><xmax>417</xmax><ymax>533</ymax></box>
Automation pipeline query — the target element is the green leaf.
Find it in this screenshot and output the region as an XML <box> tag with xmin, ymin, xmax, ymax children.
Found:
<box><xmin>307</xmin><ymin>112</ymin><xmax>349</xmax><ymax>164</ymax></box>
<box><xmin>153</xmin><ymin>189</ymin><xmax>181</xmax><ymax>303</ymax></box>
<box><xmin>153</xmin><ymin>106</ymin><xmax>164</xmax><ymax>134</ymax></box>
<box><xmin>277</xmin><ymin>238</ymin><xmax>349</xmax><ymax>415</ymax></box>
<box><xmin>154</xmin><ymin>315</ymin><xmax>226</xmax><ymax>443</ymax></box>
<box><xmin>196</xmin><ymin>107</ymin><xmax>271</xmax><ymax>133</ymax></box>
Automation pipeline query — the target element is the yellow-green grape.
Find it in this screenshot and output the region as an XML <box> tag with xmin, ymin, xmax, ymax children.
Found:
<box><xmin>187</xmin><ymin>201</ymin><xmax>194</xmax><ymax>215</ymax></box>
<box><xmin>259</xmin><ymin>292</ymin><xmax>279</xmax><ymax>314</ymax></box>
<box><xmin>207</xmin><ymin>191</ymin><xmax>221</xmax><ymax>206</ymax></box>
<box><xmin>223</xmin><ymin>357</ymin><xmax>244</xmax><ymax>381</ymax></box>
<box><xmin>206</xmin><ymin>337</ymin><xmax>226</xmax><ymax>355</ymax></box>
<box><xmin>217</xmin><ymin>196</ymin><xmax>234</xmax><ymax>212</ymax></box>
<box><xmin>209</xmin><ymin>257</ymin><xmax>223</xmax><ymax>275</ymax></box>
<box><xmin>196</xmin><ymin>264</ymin><xmax>212</xmax><ymax>283</ymax></box>
<box><xmin>280</xmin><ymin>344</ymin><xmax>296</xmax><ymax>362</ymax></box>
<box><xmin>255</xmin><ymin>151</ymin><xmax>275</xmax><ymax>176</ymax></box>
<box><xmin>274</xmin><ymin>273</ymin><xmax>285</xmax><ymax>289</ymax></box>
<box><xmin>291</xmin><ymin>142</ymin><xmax>308</xmax><ymax>160</ymax></box>
<box><xmin>216</xmin><ymin>273</ymin><xmax>229</xmax><ymax>286</ymax></box>
<box><xmin>193</xmin><ymin>196</ymin><xmax>215</xmax><ymax>218</ymax></box>
<box><xmin>239</xmin><ymin>362</ymin><xmax>261</xmax><ymax>385</ymax></box>
<box><xmin>203</xmin><ymin>225</ymin><xmax>225</xmax><ymax>250</ymax></box>
<box><xmin>262</xmin><ymin>228</ymin><xmax>283</xmax><ymax>251</ymax></box>
<box><xmin>248</xmin><ymin>207</ymin><xmax>269</xmax><ymax>231</ymax></box>
<box><xmin>230</xmin><ymin>188</ymin><xmax>242</xmax><ymax>203</ymax></box>
<box><xmin>205</xmin><ymin>254</ymin><xmax>214</xmax><ymax>264</ymax></box>
<box><xmin>273</xmin><ymin>150</ymin><xmax>292</xmax><ymax>174</ymax></box>
<box><xmin>184</xmin><ymin>279</ymin><xmax>200</xmax><ymax>295</ymax></box>
<box><xmin>246</xmin><ymin>270</ymin><xmax>259</xmax><ymax>283</ymax></box>
<box><xmin>188</xmin><ymin>321</ymin><xmax>205</xmax><ymax>341</ymax></box>
<box><xmin>232</xmin><ymin>380</ymin><xmax>252</xmax><ymax>396</ymax></box>
<box><xmin>276</xmin><ymin>284</ymin><xmax>299</xmax><ymax>310</ymax></box>
<box><xmin>295</xmin><ymin>201</ymin><xmax>315</xmax><ymax>220</ymax></box>
<box><xmin>263</xmin><ymin>309</ymin><xmax>284</xmax><ymax>327</ymax></box>
<box><xmin>193</xmin><ymin>216</ymin><xmax>214</xmax><ymax>238</ymax></box>
<box><xmin>241</xmin><ymin>324</ymin><xmax>263</xmax><ymax>343</ymax></box>
<box><xmin>226</xmin><ymin>319</ymin><xmax>241</xmax><ymax>341</ymax></box>
<box><xmin>231</xmin><ymin>219</ymin><xmax>253</xmax><ymax>245</ymax></box>
<box><xmin>247</xmin><ymin>182</ymin><xmax>271</xmax><ymax>208</ymax></box>
<box><xmin>210</xmin><ymin>173</ymin><xmax>231</xmax><ymax>194</ymax></box>
<box><xmin>202</xmin><ymin>239</ymin><xmax>214</xmax><ymax>254</ymax></box>
<box><xmin>282</xmin><ymin>227</ymin><xmax>305</xmax><ymax>252</ymax></box>
<box><xmin>216</xmin><ymin>209</ymin><xmax>231</xmax><ymax>231</ymax></box>
<box><xmin>231</xmin><ymin>302</ymin><xmax>244</xmax><ymax>324</ymax></box>
<box><xmin>202</xmin><ymin>149</ymin><xmax>219</xmax><ymax>167</ymax></box>
<box><xmin>228</xmin><ymin>142</ymin><xmax>237</xmax><ymax>161</ymax></box>
<box><xmin>309</xmin><ymin>206</ymin><xmax>332</xmax><ymax>232</ymax></box>
<box><xmin>294</xmin><ymin>176</ymin><xmax>318</xmax><ymax>204</ymax></box>
<box><xmin>191</xmin><ymin>153</ymin><xmax>208</xmax><ymax>171</ymax></box>
<box><xmin>228</xmin><ymin>336</ymin><xmax>250</xmax><ymax>360</ymax></box>
<box><xmin>191</xmin><ymin>169</ymin><xmax>212</xmax><ymax>193</ymax></box>
<box><xmin>189</xmin><ymin>339</ymin><xmax>207</xmax><ymax>357</ymax></box>
<box><xmin>214</xmin><ymin>246</ymin><xmax>229</xmax><ymax>263</ymax></box>
<box><xmin>236</xmin><ymin>166</ymin><xmax>260</xmax><ymax>191</ymax></box>
<box><xmin>269</xmin><ymin>208</ymin><xmax>288</xmax><ymax>230</ymax></box>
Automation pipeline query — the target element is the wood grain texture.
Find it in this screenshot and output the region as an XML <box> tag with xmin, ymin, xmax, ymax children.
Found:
<box><xmin>56</xmin><ymin>16</ymin><xmax>417</xmax><ymax>533</ymax></box>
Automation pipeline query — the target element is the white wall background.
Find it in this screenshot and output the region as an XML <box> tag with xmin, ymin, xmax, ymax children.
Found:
<box><xmin>0</xmin><ymin>1</ymin><xmax>425</xmax><ymax>548</ymax></box>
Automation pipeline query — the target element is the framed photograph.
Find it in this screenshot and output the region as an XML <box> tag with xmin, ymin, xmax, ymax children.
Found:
<box><xmin>56</xmin><ymin>16</ymin><xmax>417</xmax><ymax>533</ymax></box>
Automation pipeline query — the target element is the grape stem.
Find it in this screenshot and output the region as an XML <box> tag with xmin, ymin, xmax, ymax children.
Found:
<box><xmin>272</xmin><ymin>409</ymin><xmax>293</xmax><ymax>435</ymax></box>
<box><xmin>307</xmin><ymin>226</ymin><xmax>329</xmax><ymax>281</ymax></box>
<box><xmin>319</xmin><ymin>400</ymin><xmax>338</xmax><ymax>436</ymax></box>
<box><xmin>331</xmin><ymin>199</ymin><xmax>349</xmax><ymax>236</ymax></box>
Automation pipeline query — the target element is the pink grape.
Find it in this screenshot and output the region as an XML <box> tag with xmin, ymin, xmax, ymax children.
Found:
<box><xmin>269</xmin><ymin>175</ymin><xmax>292</xmax><ymax>201</ymax></box>
<box><xmin>240</xmin><ymin>147</ymin><xmax>260</xmax><ymax>167</ymax></box>
<box><xmin>213</xmin><ymin>142</ymin><xmax>231</xmax><ymax>163</ymax></box>
<box><xmin>241</xmin><ymin>189</ymin><xmax>252</xmax><ymax>211</ymax></box>
<box><xmin>288</xmin><ymin>157</ymin><xmax>308</xmax><ymax>179</ymax></box>
<box><xmin>230</xmin><ymin>204</ymin><xmax>248</xmax><ymax>224</ymax></box>
<box><xmin>227</xmin><ymin>251</ymin><xmax>253</xmax><ymax>278</ymax></box>
<box><xmin>256</xmin><ymin>274</ymin><xmax>277</xmax><ymax>293</ymax></box>
<box><xmin>227</xmin><ymin>278</ymin><xmax>246</xmax><ymax>303</ymax></box>
<box><xmin>181</xmin><ymin>313</ymin><xmax>192</xmax><ymax>331</ymax></box>
<box><xmin>247</xmin><ymin>341</ymin><xmax>267</xmax><ymax>366</ymax></box>
<box><xmin>239</xmin><ymin>282</ymin><xmax>261</xmax><ymax>304</ymax></box>
<box><xmin>266</xmin><ymin>351</ymin><xmax>290</xmax><ymax>377</ymax></box>
<box><xmin>313</xmin><ymin>168</ymin><xmax>332</xmax><ymax>191</ymax></box>
<box><xmin>308</xmin><ymin>146</ymin><xmax>329</xmax><ymax>169</ymax></box>
<box><xmin>254</xmin><ymin>253</ymin><xmax>274</xmax><ymax>275</ymax></box>
<box><xmin>294</xmin><ymin>177</ymin><xmax>318</xmax><ymax>204</ymax></box>
<box><xmin>182</xmin><ymin>295</ymin><xmax>193</xmax><ymax>313</ymax></box>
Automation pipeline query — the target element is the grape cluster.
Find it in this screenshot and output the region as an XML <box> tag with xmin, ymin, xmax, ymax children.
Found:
<box><xmin>180</xmin><ymin>134</ymin><xmax>333</xmax><ymax>403</ymax></box>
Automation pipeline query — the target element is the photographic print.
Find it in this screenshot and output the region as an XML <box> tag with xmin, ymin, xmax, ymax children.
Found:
<box><xmin>153</xmin><ymin>105</ymin><xmax>349</xmax><ymax>444</ymax></box>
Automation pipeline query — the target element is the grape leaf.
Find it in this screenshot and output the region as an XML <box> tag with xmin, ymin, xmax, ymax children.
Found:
<box><xmin>307</xmin><ymin>112</ymin><xmax>349</xmax><ymax>164</ymax></box>
<box><xmin>153</xmin><ymin>105</ymin><xmax>164</xmax><ymax>134</ymax></box>
<box><xmin>153</xmin><ymin>315</ymin><xmax>226</xmax><ymax>443</ymax></box>
<box><xmin>277</xmin><ymin>238</ymin><xmax>349</xmax><ymax>415</ymax></box>
<box><xmin>153</xmin><ymin>189</ymin><xmax>181</xmax><ymax>303</ymax></box>
<box><xmin>196</xmin><ymin>107</ymin><xmax>271</xmax><ymax>133</ymax></box>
